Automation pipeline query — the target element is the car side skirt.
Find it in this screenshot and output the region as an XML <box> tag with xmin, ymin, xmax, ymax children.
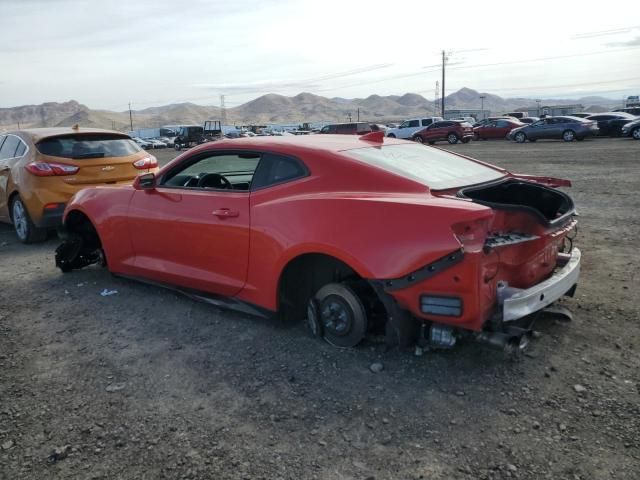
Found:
<box><xmin>114</xmin><ymin>273</ymin><xmax>275</xmax><ymax>320</ymax></box>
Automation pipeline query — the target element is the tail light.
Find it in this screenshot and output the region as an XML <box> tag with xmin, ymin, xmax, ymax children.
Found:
<box><xmin>25</xmin><ymin>162</ymin><xmax>79</xmax><ymax>176</ymax></box>
<box><xmin>133</xmin><ymin>155</ymin><xmax>158</xmax><ymax>170</ymax></box>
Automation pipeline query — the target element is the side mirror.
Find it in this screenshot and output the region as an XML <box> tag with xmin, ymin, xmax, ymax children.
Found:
<box><xmin>134</xmin><ymin>172</ymin><xmax>156</xmax><ymax>190</ymax></box>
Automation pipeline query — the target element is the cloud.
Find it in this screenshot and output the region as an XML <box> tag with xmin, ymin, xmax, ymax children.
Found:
<box><xmin>607</xmin><ymin>36</ymin><xmax>640</xmax><ymax>47</ymax></box>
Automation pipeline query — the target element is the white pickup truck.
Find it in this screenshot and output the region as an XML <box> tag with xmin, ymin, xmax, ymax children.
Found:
<box><xmin>386</xmin><ymin>117</ymin><xmax>443</xmax><ymax>139</ymax></box>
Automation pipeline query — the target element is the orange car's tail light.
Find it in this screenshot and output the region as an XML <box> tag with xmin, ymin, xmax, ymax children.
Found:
<box><xmin>25</xmin><ymin>162</ymin><xmax>80</xmax><ymax>176</ymax></box>
<box><xmin>133</xmin><ymin>155</ymin><xmax>158</xmax><ymax>170</ymax></box>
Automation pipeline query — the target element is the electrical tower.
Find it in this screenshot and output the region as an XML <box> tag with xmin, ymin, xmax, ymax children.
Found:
<box><xmin>220</xmin><ymin>94</ymin><xmax>227</xmax><ymax>125</ymax></box>
<box><xmin>434</xmin><ymin>81</ymin><xmax>440</xmax><ymax>116</ymax></box>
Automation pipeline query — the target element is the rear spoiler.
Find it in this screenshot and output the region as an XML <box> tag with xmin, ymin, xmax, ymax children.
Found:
<box><xmin>511</xmin><ymin>174</ymin><xmax>571</xmax><ymax>188</ymax></box>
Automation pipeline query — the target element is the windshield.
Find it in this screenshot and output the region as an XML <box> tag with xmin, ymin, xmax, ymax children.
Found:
<box><xmin>37</xmin><ymin>134</ymin><xmax>141</xmax><ymax>159</ymax></box>
<box><xmin>343</xmin><ymin>143</ymin><xmax>505</xmax><ymax>190</ymax></box>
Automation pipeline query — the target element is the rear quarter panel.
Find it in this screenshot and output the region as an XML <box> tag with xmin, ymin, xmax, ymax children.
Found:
<box><xmin>237</xmin><ymin>171</ymin><xmax>493</xmax><ymax>310</ymax></box>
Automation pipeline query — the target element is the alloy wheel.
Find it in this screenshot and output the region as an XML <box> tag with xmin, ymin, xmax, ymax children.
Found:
<box><xmin>12</xmin><ymin>200</ymin><xmax>28</xmax><ymax>241</ymax></box>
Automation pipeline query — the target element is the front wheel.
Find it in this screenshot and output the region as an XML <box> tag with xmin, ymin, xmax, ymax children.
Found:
<box><xmin>562</xmin><ymin>130</ymin><xmax>576</xmax><ymax>142</ymax></box>
<box><xmin>412</xmin><ymin>136</ymin><xmax>424</xmax><ymax>143</ymax></box>
<box><xmin>11</xmin><ymin>196</ymin><xmax>47</xmax><ymax>244</ymax></box>
<box><xmin>387</xmin><ymin>133</ymin><xmax>396</xmax><ymax>138</ymax></box>
<box><xmin>312</xmin><ymin>283</ymin><xmax>368</xmax><ymax>348</ymax></box>
<box><xmin>447</xmin><ymin>133</ymin><xmax>459</xmax><ymax>144</ymax></box>
<box><xmin>174</xmin><ymin>143</ymin><xmax>182</xmax><ymax>151</ymax></box>
<box><xmin>461</xmin><ymin>137</ymin><xmax>471</xmax><ymax>144</ymax></box>
<box><xmin>514</xmin><ymin>132</ymin><xmax>527</xmax><ymax>143</ymax></box>
<box><xmin>632</xmin><ymin>127</ymin><xmax>640</xmax><ymax>140</ymax></box>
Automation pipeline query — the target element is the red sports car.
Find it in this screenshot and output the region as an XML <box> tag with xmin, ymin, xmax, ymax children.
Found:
<box><xmin>473</xmin><ymin>119</ymin><xmax>524</xmax><ymax>140</ymax></box>
<box><xmin>56</xmin><ymin>132</ymin><xmax>580</xmax><ymax>352</ymax></box>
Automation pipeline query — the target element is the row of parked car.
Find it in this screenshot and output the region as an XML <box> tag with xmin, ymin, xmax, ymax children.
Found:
<box><xmin>378</xmin><ymin>112</ymin><xmax>640</xmax><ymax>144</ymax></box>
<box><xmin>132</xmin><ymin>136</ymin><xmax>175</xmax><ymax>149</ymax></box>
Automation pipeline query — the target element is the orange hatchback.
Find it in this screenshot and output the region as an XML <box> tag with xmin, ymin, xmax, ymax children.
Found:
<box><xmin>0</xmin><ymin>127</ymin><xmax>158</xmax><ymax>242</ymax></box>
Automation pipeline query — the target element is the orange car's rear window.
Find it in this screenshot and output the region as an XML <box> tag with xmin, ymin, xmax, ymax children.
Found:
<box><xmin>36</xmin><ymin>134</ymin><xmax>141</xmax><ymax>159</ymax></box>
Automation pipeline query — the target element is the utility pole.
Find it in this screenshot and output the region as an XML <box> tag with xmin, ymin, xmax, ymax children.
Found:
<box><xmin>220</xmin><ymin>94</ymin><xmax>227</xmax><ymax>125</ymax></box>
<box><xmin>535</xmin><ymin>99</ymin><xmax>541</xmax><ymax>117</ymax></box>
<box><xmin>441</xmin><ymin>50</ymin><xmax>447</xmax><ymax>119</ymax></box>
<box><xmin>357</xmin><ymin>108</ymin><xmax>360</xmax><ymax>122</ymax></box>
<box><xmin>128</xmin><ymin>102</ymin><xmax>133</xmax><ymax>131</ymax></box>
<box><xmin>434</xmin><ymin>81</ymin><xmax>440</xmax><ymax>116</ymax></box>
<box><xmin>480</xmin><ymin>95</ymin><xmax>486</xmax><ymax>119</ymax></box>
<box><xmin>347</xmin><ymin>112</ymin><xmax>352</xmax><ymax>122</ymax></box>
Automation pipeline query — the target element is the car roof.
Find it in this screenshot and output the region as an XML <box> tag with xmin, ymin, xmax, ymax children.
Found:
<box><xmin>5</xmin><ymin>127</ymin><xmax>130</xmax><ymax>143</ymax></box>
<box><xmin>185</xmin><ymin>134</ymin><xmax>410</xmax><ymax>156</ymax></box>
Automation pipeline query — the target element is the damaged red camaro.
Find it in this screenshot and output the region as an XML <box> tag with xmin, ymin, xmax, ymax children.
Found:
<box><xmin>56</xmin><ymin>132</ymin><xmax>580</xmax><ymax>352</ymax></box>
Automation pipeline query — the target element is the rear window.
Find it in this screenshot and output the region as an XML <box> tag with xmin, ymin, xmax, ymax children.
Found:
<box><xmin>36</xmin><ymin>134</ymin><xmax>141</xmax><ymax>159</ymax></box>
<box><xmin>343</xmin><ymin>143</ymin><xmax>505</xmax><ymax>190</ymax></box>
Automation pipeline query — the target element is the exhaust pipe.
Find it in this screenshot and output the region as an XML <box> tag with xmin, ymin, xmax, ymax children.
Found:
<box><xmin>475</xmin><ymin>329</ymin><xmax>530</xmax><ymax>354</ymax></box>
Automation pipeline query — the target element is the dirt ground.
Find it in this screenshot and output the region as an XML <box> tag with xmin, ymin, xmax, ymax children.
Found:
<box><xmin>1</xmin><ymin>138</ymin><xmax>639</xmax><ymax>480</ymax></box>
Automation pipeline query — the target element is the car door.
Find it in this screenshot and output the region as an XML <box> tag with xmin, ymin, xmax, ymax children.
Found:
<box><xmin>0</xmin><ymin>135</ymin><xmax>10</xmax><ymax>221</ymax></box>
<box><xmin>401</xmin><ymin>120</ymin><xmax>420</xmax><ymax>138</ymax></box>
<box><xmin>528</xmin><ymin>119</ymin><xmax>552</xmax><ymax>139</ymax></box>
<box><xmin>0</xmin><ymin>134</ymin><xmax>27</xmax><ymax>222</ymax></box>
<box><xmin>126</xmin><ymin>151</ymin><xmax>260</xmax><ymax>296</ymax></box>
<box><xmin>483</xmin><ymin>121</ymin><xmax>499</xmax><ymax>138</ymax></box>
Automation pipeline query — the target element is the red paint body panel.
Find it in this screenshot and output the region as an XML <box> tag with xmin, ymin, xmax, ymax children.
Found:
<box><xmin>63</xmin><ymin>135</ymin><xmax>577</xmax><ymax>333</ymax></box>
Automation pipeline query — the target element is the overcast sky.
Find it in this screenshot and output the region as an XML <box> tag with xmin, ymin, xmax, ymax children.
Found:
<box><xmin>1</xmin><ymin>0</ymin><xmax>639</xmax><ymax>110</ymax></box>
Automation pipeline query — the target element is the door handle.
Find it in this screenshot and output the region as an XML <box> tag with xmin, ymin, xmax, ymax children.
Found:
<box><xmin>213</xmin><ymin>208</ymin><xmax>239</xmax><ymax>219</ymax></box>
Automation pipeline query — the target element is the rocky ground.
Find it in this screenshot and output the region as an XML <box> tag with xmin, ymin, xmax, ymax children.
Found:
<box><xmin>1</xmin><ymin>138</ymin><xmax>638</xmax><ymax>479</ymax></box>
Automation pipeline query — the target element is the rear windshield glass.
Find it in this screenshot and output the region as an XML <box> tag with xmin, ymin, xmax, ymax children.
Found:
<box><xmin>36</xmin><ymin>134</ymin><xmax>142</xmax><ymax>159</ymax></box>
<box><xmin>343</xmin><ymin>143</ymin><xmax>505</xmax><ymax>190</ymax></box>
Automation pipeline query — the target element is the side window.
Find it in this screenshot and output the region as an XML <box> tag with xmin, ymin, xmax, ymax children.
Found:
<box><xmin>161</xmin><ymin>152</ymin><xmax>261</xmax><ymax>190</ymax></box>
<box><xmin>251</xmin><ymin>153</ymin><xmax>307</xmax><ymax>189</ymax></box>
<box><xmin>421</xmin><ymin>119</ymin><xmax>432</xmax><ymax>126</ymax></box>
<box><xmin>0</xmin><ymin>136</ymin><xmax>5</xmax><ymax>155</ymax></box>
<box><xmin>336</xmin><ymin>124</ymin><xmax>354</xmax><ymax>133</ymax></box>
<box><xmin>14</xmin><ymin>140</ymin><xmax>27</xmax><ymax>157</ymax></box>
<box><xmin>408</xmin><ymin>120</ymin><xmax>419</xmax><ymax>128</ymax></box>
<box><xmin>0</xmin><ymin>135</ymin><xmax>20</xmax><ymax>160</ymax></box>
<box><xmin>320</xmin><ymin>126</ymin><xmax>330</xmax><ymax>133</ymax></box>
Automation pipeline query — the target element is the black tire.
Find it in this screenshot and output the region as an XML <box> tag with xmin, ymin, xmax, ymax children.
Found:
<box><xmin>632</xmin><ymin>127</ymin><xmax>640</xmax><ymax>140</ymax></box>
<box><xmin>461</xmin><ymin>137</ymin><xmax>471</xmax><ymax>144</ymax></box>
<box><xmin>174</xmin><ymin>143</ymin><xmax>181</xmax><ymax>151</ymax></box>
<box><xmin>447</xmin><ymin>133</ymin><xmax>459</xmax><ymax>144</ymax></box>
<box><xmin>576</xmin><ymin>136</ymin><xmax>585</xmax><ymax>141</ymax></box>
<box><xmin>428</xmin><ymin>140</ymin><xmax>435</xmax><ymax>145</ymax></box>
<box><xmin>10</xmin><ymin>196</ymin><xmax>47</xmax><ymax>244</ymax></box>
<box><xmin>562</xmin><ymin>130</ymin><xmax>576</xmax><ymax>142</ymax></box>
<box><xmin>387</xmin><ymin>133</ymin><xmax>396</xmax><ymax>138</ymax></box>
<box><xmin>412</xmin><ymin>136</ymin><xmax>424</xmax><ymax>143</ymax></box>
<box><xmin>314</xmin><ymin>283</ymin><xmax>367</xmax><ymax>348</ymax></box>
<box><xmin>514</xmin><ymin>132</ymin><xmax>527</xmax><ymax>143</ymax></box>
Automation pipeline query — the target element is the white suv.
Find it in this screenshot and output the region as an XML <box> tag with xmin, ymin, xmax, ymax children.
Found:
<box><xmin>386</xmin><ymin>117</ymin><xmax>443</xmax><ymax>139</ymax></box>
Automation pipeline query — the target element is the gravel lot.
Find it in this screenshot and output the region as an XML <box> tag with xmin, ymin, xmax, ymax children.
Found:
<box><xmin>1</xmin><ymin>137</ymin><xmax>639</xmax><ymax>479</ymax></box>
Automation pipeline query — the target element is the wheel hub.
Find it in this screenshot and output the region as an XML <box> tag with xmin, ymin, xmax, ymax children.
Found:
<box><xmin>320</xmin><ymin>297</ymin><xmax>352</xmax><ymax>336</ymax></box>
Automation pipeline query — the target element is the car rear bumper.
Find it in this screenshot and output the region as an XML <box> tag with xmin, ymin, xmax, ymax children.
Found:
<box><xmin>35</xmin><ymin>202</ymin><xmax>66</xmax><ymax>228</ymax></box>
<box><xmin>499</xmin><ymin>248</ymin><xmax>580</xmax><ymax>322</ymax></box>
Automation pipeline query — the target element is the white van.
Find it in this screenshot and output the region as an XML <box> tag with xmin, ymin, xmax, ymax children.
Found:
<box><xmin>386</xmin><ymin>117</ymin><xmax>443</xmax><ymax>139</ymax></box>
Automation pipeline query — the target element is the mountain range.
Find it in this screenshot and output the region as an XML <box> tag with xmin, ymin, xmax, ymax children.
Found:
<box><xmin>0</xmin><ymin>88</ymin><xmax>618</xmax><ymax>131</ymax></box>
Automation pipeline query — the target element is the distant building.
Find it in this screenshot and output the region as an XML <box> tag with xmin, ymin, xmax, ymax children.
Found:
<box><xmin>444</xmin><ymin>109</ymin><xmax>490</xmax><ymax>120</ymax></box>
<box><xmin>524</xmin><ymin>104</ymin><xmax>584</xmax><ymax>117</ymax></box>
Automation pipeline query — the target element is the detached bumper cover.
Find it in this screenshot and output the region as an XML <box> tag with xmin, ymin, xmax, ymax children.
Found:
<box><xmin>501</xmin><ymin>248</ymin><xmax>581</xmax><ymax>322</ymax></box>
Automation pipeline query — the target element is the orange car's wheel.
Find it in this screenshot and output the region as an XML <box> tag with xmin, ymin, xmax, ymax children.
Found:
<box><xmin>314</xmin><ymin>283</ymin><xmax>367</xmax><ymax>348</ymax></box>
<box><xmin>11</xmin><ymin>196</ymin><xmax>47</xmax><ymax>244</ymax></box>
